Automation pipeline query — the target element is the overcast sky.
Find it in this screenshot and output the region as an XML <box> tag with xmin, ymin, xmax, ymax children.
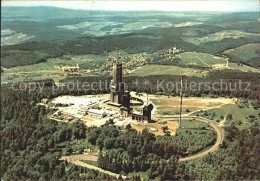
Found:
<box><xmin>2</xmin><ymin>0</ymin><xmax>259</xmax><ymax>12</ymax></box>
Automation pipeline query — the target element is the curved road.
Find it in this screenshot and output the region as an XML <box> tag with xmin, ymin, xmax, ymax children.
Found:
<box><xmin>61</xmin><ymin>154</ymin><xmax>127</xmax><ymax>179</ymax></box>
<box><xmin>175</xmin><ymin>116</ymin><xmax>224</xmax><ymax>162</ymax></box>
<box><xmin>61</xmin><ymin>115</ymin><xmax>224</xmax><ymax>178</ymax></box>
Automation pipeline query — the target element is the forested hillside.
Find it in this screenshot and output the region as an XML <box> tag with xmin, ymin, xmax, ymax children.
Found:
<box><xmin>1</xmin><ymin>84</ymin><xmax>115</xmax><ymax>180</ymax></box>
<box><xmin>1</xmin><ymin>81</ymin><xmax>259</xmax><ymax>180</ymax></box>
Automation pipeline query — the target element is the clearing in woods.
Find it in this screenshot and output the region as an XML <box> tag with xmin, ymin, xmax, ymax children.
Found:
<box><xmin>149</xmin><ymin>95</ymin><xmax>236</xmax><ymax>118</ymax></box>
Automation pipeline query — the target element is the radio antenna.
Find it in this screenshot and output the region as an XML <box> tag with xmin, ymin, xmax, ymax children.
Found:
<box><xmin>147</xmin><ymin>93</ymin><xmax>148</xmax><ymax>106</ymax></box>
<box><xmin>179</xmin><ymin>75</ymin><xmax>184</xmax><ymax>128</ymax></box>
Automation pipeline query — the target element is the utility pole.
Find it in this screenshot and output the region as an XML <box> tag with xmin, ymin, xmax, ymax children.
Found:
<box><xmin>179</xmin><ymin>75</ymin><xmax>184</xmax><ymax>128</ymax></box>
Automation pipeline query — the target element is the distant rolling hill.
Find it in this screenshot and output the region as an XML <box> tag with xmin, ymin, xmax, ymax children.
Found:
<box><xmin>1</xmin><ymin>7</ymin><xmax>260</xmax><ymax>69</ymax></box>
<box><xmin>223</xmin><ymin>43</ymin><xmax>260</xmax><ymax>68</ymax></box>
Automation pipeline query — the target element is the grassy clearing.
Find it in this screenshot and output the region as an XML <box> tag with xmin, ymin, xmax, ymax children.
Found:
<box><xmin>128</xmin><ymin>64</ymin><xmax>206</xmax><ymax>77</ymax></box>
<box><xmin>179</xmin><ymin>52</ymin><xmax>227</xmax><ymax>67</ymax></box>
<box><xmin>180</xmin><ymin>119</ymin><xmax>210</xmax><ymax>129</ymax></box>
<box><xmin>1</xmin><ymin>54</ymin><xmax>106</xmax><ymax>83</ymax></box>
<box><xmin>150</xmin><ymin>95</ymin><xmax>236</xmax><ymax>118</ymax></box>
<box><xmin>194</xmin><ymin>102</ymin><xmax>260</xmax><ymax>129</ymax></box>
<box><xmin>141</xmin><ymin>95</ymin><xmax>258</xmax><ymax>131</ymax></box>
<box><xmin>178</xmin><ymin>51</ymin><xmax>259</xmax><ymax>72</ymax></box>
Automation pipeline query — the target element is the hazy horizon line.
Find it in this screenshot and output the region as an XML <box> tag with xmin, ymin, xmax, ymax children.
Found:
<box><xmin>2</xmin><ymin>5</ymin><xmax>259</xmax><ymax>13</ymax></box>
<box><xmin>2</xmin><ymin>1</ymin><xmax>259</xmax><ymax>12</ymax></box>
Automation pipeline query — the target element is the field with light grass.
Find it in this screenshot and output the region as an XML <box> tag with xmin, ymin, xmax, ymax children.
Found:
<box><xmin>128</xmin><ymin>65</ymin><xmax>207</xmax><ymax>77</ymax></box>
<box><xmin>179</xmin><ymin>52</ymin><xmax>227</xmax><ymax>68</ymax></box>
<box><xmin>149</xmin><ymin>95</ymin><xmax>236</xmax><ymax>118</ymax></box>
<box><xmin>194</xmin><ymin>101</ymin><xmax>260</xmax><ymax>129</ymax></box>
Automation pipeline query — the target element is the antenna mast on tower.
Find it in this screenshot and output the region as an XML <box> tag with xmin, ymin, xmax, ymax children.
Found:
<box><xmin>146</xmin><ymin>93</ymin><xmax>149</xmax><ymax>106</ymax></box>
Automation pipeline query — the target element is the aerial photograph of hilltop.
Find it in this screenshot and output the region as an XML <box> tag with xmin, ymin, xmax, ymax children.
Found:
<box><xmin>1</xmin><ymin>0</ymin><xmax>260</xmax><ymax>180</ymax></box>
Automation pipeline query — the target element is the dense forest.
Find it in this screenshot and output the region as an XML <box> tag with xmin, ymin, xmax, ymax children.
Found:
<box><xmin>1</xmin><ymin>80</ymin><xmax>259</xmax><ymax>180</ymax></box>
<box><xmin>1</xmin><ymin>84</ymin><xmax>115</xmax><ymax>180</ymax></box>
<box><xmin>60</xmin><ymin>70</ymin><xmax>260</xmax><ymax>100</ymax></box>
<box><xmin>93</xmin><ymin>124</ymin><xmax>259</xmax><ymax>180</ymax></box>
<box><xmin>1</xmin><ymin>50</ymin><xmax>49</xmax><ymax>68</ymax></box>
